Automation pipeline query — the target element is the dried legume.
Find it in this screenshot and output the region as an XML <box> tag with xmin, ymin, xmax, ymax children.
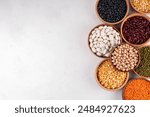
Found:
<box><xmin>97</xmin><ymin>59</ymin><xmax>127</xmax><ymax>90</ymax></box>
<box><xmin>97</xmin><ymin>0</ymin><xmax>127</xmax><ymax>23</ymax></box>
<box><xmin>122</xmin><ymin>16</ymin><xmax>150</xmax><ymax>45</ymax></box>
<box><xmin>135</xmin><ymin>46</ymin><xmax>150</xmax><ymax>77</ymax></box>
<box><xmin>131</xmin><ymin>0</ymin><xmax>150</xmax><ymax>13</ymax></box>
<box><xmin>89</xmin><ymin>25</ymin><xmax>121</xmax><ymax>57</ymax></box>
<box><xmin>111</xmin><ymin>44</ymin><xmax>139</xmax><ymax>71</ymax></box>
<box><xmin>123</xmin><ymin>79</ymin><xmax>150</xmax><ymax>100</ymax></box>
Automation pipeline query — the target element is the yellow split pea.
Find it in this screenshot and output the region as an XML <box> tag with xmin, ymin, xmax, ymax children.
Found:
<box><xmin>131</xmin><ymin>0</ymin><xmax>150</xmax><ymax>13</ymax></box>
<box><xmin>97</xmin><ymin>60</ymin><xmax>127</xmax><ymax>89</ymax></box>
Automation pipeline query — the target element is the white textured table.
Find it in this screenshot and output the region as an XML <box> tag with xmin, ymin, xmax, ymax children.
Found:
<box><xmin>0</xmin><ymin>0</ymin><xmax>149</xmax><ymax>100</ymax></box>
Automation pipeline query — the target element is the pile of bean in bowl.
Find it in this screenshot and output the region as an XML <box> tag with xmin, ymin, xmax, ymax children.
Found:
<box><xmin>88</xmin><ymin>0</ymin><xmax>150</xmax><ymax>100</ymax></box>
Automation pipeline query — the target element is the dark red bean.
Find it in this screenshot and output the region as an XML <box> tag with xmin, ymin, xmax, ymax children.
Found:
<box><xmin>123</xmin><ymin>16</ymin><xmax>150</xmax><ymax>45</ymax></box>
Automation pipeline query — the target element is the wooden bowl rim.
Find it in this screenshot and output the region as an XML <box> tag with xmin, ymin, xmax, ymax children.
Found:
<box><xmin>95</xmin><ymin>59</ymin><xmax>129</xmax><ymax>91</ymax></box>
<box><xmin>120</xmin><ymin>13</ymin><xmax>150</xmax><ymax>47</ymax></box>
<box><xmin>122</xmin><ymin>78</ymin><xmax>150</xmax><ymax>100</ymax></box>
<box><xmin>95</xmin><ymin>0</ymin><xmax>130</xmax><ymax>25</ymax></box>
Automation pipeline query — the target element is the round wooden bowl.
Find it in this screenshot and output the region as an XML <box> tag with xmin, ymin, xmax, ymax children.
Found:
<box><xmin>110</xmin><ymin>43</ymin><xmax>141</xmax><ymax>72</ymax></box>
<box><xmin>121</xmin><ymin>13</ymin><xmax>150</xmax><ymax>47</ymax></box>
<box><xmin>122</xmin><ymin>78</ymin><xmax>150</xmax><ymax>100</ymax></box>
<box><xmin>130</xmin><ymin>0</ymin><xmax>150</xmax><ymax>14</ymax></box>
<box><xmin>96</xmin><ymin>59</ymin><xmax>129</xmax><ymax>91</ymax></box>
<box><xmin>133</xmin><ymin>46</ymin><xmax>150</xmax><ymax>78</ymax></box>
<box><xmin>96</xmin><ymin>0</ymin><xmax>129</xmax><ymax>25</ymax></box>
<box><xmin>88</xmin><ymin>24</ymin><xmax>123</xmax><ymax>58</ymax></box>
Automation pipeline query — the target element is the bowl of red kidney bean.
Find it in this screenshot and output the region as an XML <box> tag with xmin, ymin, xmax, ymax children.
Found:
<box><xmin>121</xmin><ymin>13</ymin><xmax>150</xmax><ymax>47</ymax></box>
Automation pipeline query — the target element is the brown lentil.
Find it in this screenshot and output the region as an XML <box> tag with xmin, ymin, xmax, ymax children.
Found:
<box><xmin>131</xmin><ymin>0</ymin><xmax>150</xmax><ymax>13</ymax></box>
<box><xmin>97</xmin><ymin>59</ymin><xmax>127</xmax><ymax>90</ymax></box>
<box><xmin>111</xmin><ymin>44</ymin><xmax>139</xmax><ymax>71</ymax></box>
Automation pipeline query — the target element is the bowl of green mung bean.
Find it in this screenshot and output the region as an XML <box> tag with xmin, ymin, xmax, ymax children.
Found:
<box><xmin>134</xmin><ymin>46</ymin><xmax>150</xmax><ymax>78</ymax></box>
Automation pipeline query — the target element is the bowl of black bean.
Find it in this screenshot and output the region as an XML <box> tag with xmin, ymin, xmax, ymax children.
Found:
<box><xmin>96</xmin><ymin>0</ymin><xmax>129</xmax><ymax>25</ymax></box>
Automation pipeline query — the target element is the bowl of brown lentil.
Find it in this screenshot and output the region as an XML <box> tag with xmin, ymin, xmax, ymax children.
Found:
<box><xmin>133</xmin><ymin>46</ymin><xmax>150</xmax><ymax>78</ymax></box>
<box><xmin>121</xmin><ymin>13</ymin><xmax>150</xmax><ymax>47</ymax></box>
<box><xmin>122</xmin><ymin>78</ymin><xmax>150</xmax><ymax>100</ymax></box>
<box><xmin>130</xmin><ymin>0</ymin><xmax>150</xmax><ymax>14</ymax></box>
<box><xmin>96</xmin><ymin>0</ymin><xmax>129</xmax><ymax>25</ymax></box>
<box><xmin>96</xmin><ymin>59</ymin><xmax>129</xmax><ymax>91</ymax></box>
<box><xmin>111</xmin><ymin>43</ymin><xmax>140</xmax><ymax>72</ymax></box>
<box><xmin>88</xmin><ymin>24</ymin><xmax>123</xmax><ymax>58</ymax></box>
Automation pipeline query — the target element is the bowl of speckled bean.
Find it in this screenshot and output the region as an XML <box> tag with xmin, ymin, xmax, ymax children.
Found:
<box><xmin>96</xmin><ymin>59</ymin><xmax>129</xmax><ymax>91</ymax></box>
<box><xmin>96</xmin><ymin>0</ymin><xmax>129</xmax><ymax>25</ymax></box>
<box><xmin>130</xmin><ymin>0</ymin><xmax>150</xmax><ymax>14</ymax></box>
<box><xmin>88</xmin><ymin>24</ymin><xmax>122</xmax><ymax>58</ymax></box>
<box><xmin>121</xmin><ymin>13</ymin><xmax>150</xmax><ymax>47</ymax></box>
<box><xmin>133</xmin><ymin>46</ymin><xmax>150</xmax><ymax>78</ymax></box>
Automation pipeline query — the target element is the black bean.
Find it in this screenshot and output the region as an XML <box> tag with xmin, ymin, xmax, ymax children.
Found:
<box><xmin>97</xmin><ymin>0</ymin><xmax>127</xmax><ymax>23</ymax></box>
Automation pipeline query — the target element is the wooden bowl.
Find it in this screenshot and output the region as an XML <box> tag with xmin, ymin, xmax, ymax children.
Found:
<box><xmin>110</xmin><ymin>43</ymin><xmax>141</xmax><ymax>72</ymax></box>
<box><xmin>133</xmin><ymin>46</ymin><xmax>150</xmax><ymax>78</ymax></box>
<box><xmin>88</xmin><ymin>24</ymin><xmax>123</xmax><ymax>58</ymax></box>
<box><xmin>96</xmin><ymin>0</ymin><xmax>129</xmax><ymax>25</ymax></box>
<box><xmin>96</xmin><ymin>59</ymin><xmax>129</xmax><ymax>91</ymax></box>
<box><xmin>121</xmin><ymin>13</ymin><xmax>150</xmax><ymax>47</ymax></box>
<box><xmin>122</xmin><ymin>78</ymin><xmax>150</xmax><ymax>100</ymax></box>
<box><xmin>130</xmin><ymin>0</ymin><xmax>150</xmax><ymax>14</ymax></box>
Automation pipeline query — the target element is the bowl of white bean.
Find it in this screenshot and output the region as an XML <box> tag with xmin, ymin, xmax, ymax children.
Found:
<box><xmin>88</xmin><ymin>24</ymin><xmax>122</xmax><ymax>58</ymax></box>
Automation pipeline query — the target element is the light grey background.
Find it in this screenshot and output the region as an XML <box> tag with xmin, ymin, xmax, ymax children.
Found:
<box><xmin>0</xmin><ymin>0</ymin><xmax>149</xmax><ymax>100</ymax></box>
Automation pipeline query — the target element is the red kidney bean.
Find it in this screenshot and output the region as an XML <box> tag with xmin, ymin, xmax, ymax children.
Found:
<box><xmin>122</xmin><ymin>16</ymin><xmax>150</xmax><ymax>45</ymax></box>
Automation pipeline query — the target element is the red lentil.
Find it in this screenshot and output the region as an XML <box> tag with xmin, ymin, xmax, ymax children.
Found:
<box><xmin>123</xmin><ymin>79</ymin><xmax>150</xmax><ymax>100</ymax></box>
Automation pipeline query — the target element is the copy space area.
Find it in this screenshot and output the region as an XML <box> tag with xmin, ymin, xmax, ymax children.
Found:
<box><xmin>0</xmin><ymin>0</ymin><xmax>148</xmax><ymax>100</ymax></box>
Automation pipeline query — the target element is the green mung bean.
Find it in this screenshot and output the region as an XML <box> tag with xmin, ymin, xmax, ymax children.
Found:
<box><xmin>135</xmin><ymin>46</ymin><xmax>150</xmax><ymax>77</ymax></box>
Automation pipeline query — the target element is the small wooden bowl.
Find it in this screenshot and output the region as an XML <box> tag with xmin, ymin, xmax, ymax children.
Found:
<box><xmin>121</xmin><ymin>13</ymin><xmax>150</xmax><ymax>47</ymax></box>
<box><xmin>96</xmin><ymin>59</ymin><xmax>129</xmax><ymax>91</ymax></box>
<box><xmin>130</xmin><ymin>0</ymin><xmax>150</xmax><ymax>14</ymax></box>
<box><xmin>133</xmin><ymin>46</ymin><xmax>150</xmax><ymax>78</ymax></box>
<box><xmin>96</xmin><ymin>0</ymin><xmax>129</xmax><ymax>25</ymax></box>
<box><xmin>88</xmin><ymin>24</ymin><xmax>122</xmax><ymax>58</ymax></box>
<box><xmin>122</xmin><ymin>78</ymin><xmax>150</xmax><ymax>100</ymax></box>
<box><xmin>110</xmin><ymin>43</ymin><xmax>141</xmax><ymax>72</ymax></box>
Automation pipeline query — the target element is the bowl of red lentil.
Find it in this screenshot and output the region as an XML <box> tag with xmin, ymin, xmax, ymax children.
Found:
<box><xmin>96</xmin><ymin>59</ymin><xmax>129</xmax><ymax>91</ymax></box>
<box><xmin>133</xmin><ymin>46</ymin><xmax>150</xmax><ymax>78</ymax></box>
<box><xmin>121</xmin><ymin>13</ymin><xmax>150</xmax><ymax>47</ymax></box>
<box><xmin>122</xmin><ymin>78</ymin><xmax>150</xmax><ymax>100</ymax></box>
<box><xmin>96</xmin><ymin>0</ymin><xmax>129</xmax><ymax>25</ymax></box>
<box><xmin>130</xmin><ymin>0</ymin><xmax>150</xmax><ymax>14</ymax></box>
